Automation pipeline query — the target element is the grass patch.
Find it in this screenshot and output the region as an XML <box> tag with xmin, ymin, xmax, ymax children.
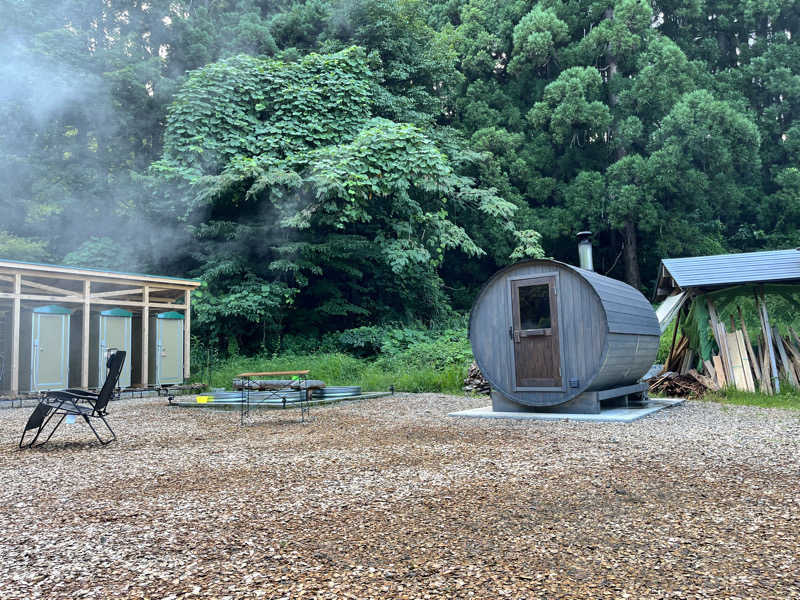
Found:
<box><xmin>192</xmin><ymin>352</ymin><xmax>470</xmax><ymax>394</ymax></box>
<box><xmin>703</xmin><ymin>386</ymin><xmax>800</xmax><ymax>410</ymax></box>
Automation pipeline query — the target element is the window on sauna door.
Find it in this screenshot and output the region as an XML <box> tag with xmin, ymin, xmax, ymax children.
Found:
<box><xmin>518</xmin><ymin>284</ymin><xmax>551</xmax><ymax>329</ymax></box>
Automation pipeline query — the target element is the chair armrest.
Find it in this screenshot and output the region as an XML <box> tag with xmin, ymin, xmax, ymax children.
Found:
<box><xmin>61</xmin><ymin>389</ymin><xmax>99</xmax><ymax>400</ymax></box>
<box><xmin>46</xmin><ymin>390</ymin><xmax>96</xmax><ymax>402</ymax></box>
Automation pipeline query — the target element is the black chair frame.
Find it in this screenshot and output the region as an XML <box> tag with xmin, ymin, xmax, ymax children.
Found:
<box><xmin>19</xmin><ymin>351</ymin><xmax>125</xmax><ymax>449</ymax></box>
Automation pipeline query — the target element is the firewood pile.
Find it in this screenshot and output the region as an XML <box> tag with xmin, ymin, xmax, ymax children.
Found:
<box><xmin>648</xmin><ymin>370</ymin><xmax>718</xmax><ymax>398</ymax></box>
<box><xmin>463</xmin><ymin>361</ymin><xmax>490</xmax><ymax>394</ymax></box>
<box><xmin>655</xmin><ymin>295</ymin><xmax>800</xmax><ymax>395</ymax></box>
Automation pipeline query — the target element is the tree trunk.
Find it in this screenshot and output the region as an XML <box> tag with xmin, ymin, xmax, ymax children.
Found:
<box><xmin>623</xmin><ymin>219</ymin><xmax>641</xmax><ymax>289</ymax></box>
<box><xmin>604</xmin><ymin>6</ymin><xmax>640</xmax><ymax>288</ymax></box>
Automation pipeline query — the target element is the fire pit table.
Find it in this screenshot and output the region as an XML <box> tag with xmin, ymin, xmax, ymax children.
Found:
<box><xmin>235</xmin><ymin>370</ymin><xmax>326</xmax><ymax>424</ymax></box>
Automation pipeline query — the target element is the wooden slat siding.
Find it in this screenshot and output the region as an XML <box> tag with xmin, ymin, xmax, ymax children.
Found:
<box><xmin>470</xmin><ymin>261</ymin><xmax>606</xmax><ymax>407</ymax></box>
<box><xmin>470</xmin><ymin>266</ymin><xmax>513</xmax><ymax>393</ymax></box>
<box><xmin>589</xmin><ymin>334</ymin><xmax>659</xmax><ymax>391</ymax></box>
<box><xmin>578</xmin><ymin>269</ymin><xmax>660</xmax><ymax>335</ymax></box>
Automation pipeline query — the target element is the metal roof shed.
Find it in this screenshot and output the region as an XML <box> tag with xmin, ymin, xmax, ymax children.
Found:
<box><xmin>653</xmin><ymin>248</ymin><xmax>800</xmax><ymax>395</ymax></box>
<box><xmin>655</xmin><ymin>249</ymin><xmax>800</xmax><ymax>301</ymax></box>
<box><xmin>0</xmin><ymin>259</ymin><xmax>200</xmax><ymax>395</ymax></box>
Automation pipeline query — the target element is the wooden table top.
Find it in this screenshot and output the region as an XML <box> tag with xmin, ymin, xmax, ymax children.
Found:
<box><xmin>236</xmin><ymin>370</ymin><xmax>310</xmax><ymax>377</ymax></box>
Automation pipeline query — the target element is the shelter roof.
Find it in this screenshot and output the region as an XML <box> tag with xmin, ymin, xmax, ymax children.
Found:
<box><xmin>0</xmin><ymin>258</ymin><xmax>200</xmax><ymax>287</ymax></box>
<box><xmin>655</xmin><ymin>248</ymin><xmax>800</xmax><ymax>301</ymax></box>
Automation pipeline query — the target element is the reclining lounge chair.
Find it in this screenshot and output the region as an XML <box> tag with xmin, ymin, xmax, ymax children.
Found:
<box><xmin>19</xmin><ymin>351</ymin><xmax>126</xmax><ymax>449</ymax></box>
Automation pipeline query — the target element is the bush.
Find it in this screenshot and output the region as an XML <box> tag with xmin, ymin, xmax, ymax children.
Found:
<box><xmin>192</xmin><ymin>318</ymin><xmax>475</xmax><ymax>394</ymax></box>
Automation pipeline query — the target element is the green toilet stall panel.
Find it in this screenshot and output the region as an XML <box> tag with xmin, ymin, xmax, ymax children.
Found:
<box><xmin>31</xmin><ymin>305</ymin><xmax>71</xmax><ymax>391</ymax></box>
<box><xmin>149</xmin><ymin>311</ymin><xmax>184</xmax><ymax>385</ymax></box>
<box><xmin>92</xmin><ymin>308</ymin><xmax>133</xmax><ymax>389</ymax></box>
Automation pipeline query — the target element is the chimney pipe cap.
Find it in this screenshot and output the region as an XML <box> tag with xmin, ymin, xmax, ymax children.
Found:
<box><xmin>577</xmin><ymin>231</ymin><xmax>592</xmax><ymax>243</ymax></box>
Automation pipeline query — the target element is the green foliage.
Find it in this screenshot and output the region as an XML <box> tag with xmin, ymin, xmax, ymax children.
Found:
<box><xmin>63</xmin><ymin>237</ymin><xmax>137</xmax><ymax>271</ymax></box>
<box><xmin>509</xmin><ymin>7</ymin><xmax>569</xmax><ymax>72</ymax></box>
<box><xmin>0</xmin><ymin>231</ymin><xmax>49</xmax><ymax>262</ymax></box>
<box><xmin>155</xmin><ymin>47</ymin><xmax>373</xmax><ymax>182</ymax></box>
<box><xmin>704</xmin><ymin>387</ymin><xmax>800</xmax><ymax>411</ymax></box>
<box><xmin>528</xmin><ymin>67</ymin><xmax>612</xmax><ymax>147</ymax></box>
<box><xmin>193</xmin><ymin>324</ymin><xmax>474</xmax><ymax>394</ymax></box>
<box><xmin>151</xmin><ymin>45</ymin><xmax>525</xmax><ymax>346</ymax></box>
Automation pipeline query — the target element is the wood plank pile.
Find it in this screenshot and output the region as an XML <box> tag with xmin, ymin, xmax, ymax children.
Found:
<box><xmin>463</xmin><ymin>362</ymin><xmax>490</xmax><ymax>394</ymax></box>
<box><xmin>652</xmin><ymin>296</ymin><xmax>800</xmax><ymax>396</ymax></box>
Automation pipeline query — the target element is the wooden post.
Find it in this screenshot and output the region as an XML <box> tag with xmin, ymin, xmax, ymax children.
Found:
<box><xmin>141</xmin><ymin>285</ymin><xmax>149</xmax><ymax>387</ymax></box>
<box><xmin>183</xmin><ymin>289</ymin><xmax>191</xmax><ymax>381</ymax></box>
<box><xmin>10</xmin><ymin>273</ymin><xmax>21</xmax><ymax>395</ymax></box>
<box><xmin>665</xmin><ymin>307</ymin><xmax>682</xmax><ymax>371</ymax></box>
<box><xmin>757</xmin><ymin>292</ymin><xmax>780</xmax><ymax>394</ymax></box>
<box><xmin>707</xmin><ymin>299</ymin><xmax>733</xmax><ymax>384</ymax></box>
<box><xmin>81</xmin><ymin>280</ymin><xmax>91</xmax><ymax>389</ymax></box>
<box><xmin>738</xmin><ymin>305</ymin><xmax>761</xmax><ymax>383</ymax></box>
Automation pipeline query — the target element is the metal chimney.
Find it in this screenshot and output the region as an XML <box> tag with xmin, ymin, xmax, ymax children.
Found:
<box><xmin>577</xmin><ymin>231</ymin><xmax>594</xmax><ymax>271</ymax></box>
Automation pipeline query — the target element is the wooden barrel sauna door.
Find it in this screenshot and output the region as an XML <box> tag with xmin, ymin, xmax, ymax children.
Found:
<box><xmin>510</xmin><ymin>276</ymin><xmax>561</xmax><ymax>389</ymax></box>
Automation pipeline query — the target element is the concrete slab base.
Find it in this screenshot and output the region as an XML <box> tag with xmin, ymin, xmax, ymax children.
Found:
<box><xmin>449</xmin><ymin>398</ymin><xmax>685</xmax><ymax>423</ymax></box>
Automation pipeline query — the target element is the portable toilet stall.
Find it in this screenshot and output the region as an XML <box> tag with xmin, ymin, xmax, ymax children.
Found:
<box><xmin>469</xmin><ymin>258</ymin><xmax>660</xmax><ymax>414</ymax></box>
<box><xmin>91</xmin><ymin>308</ymin><xmax>133</xmax><ymax>389</ymax></box>
<box><xmin>20</xmin><ymin>305</ymin><xmax>72</xmax><ymax>392</ymax></box>
<box><xmin>149</xmin><ymin>311</ymin><xmax>184</xmax><ymax>385</ymax></box>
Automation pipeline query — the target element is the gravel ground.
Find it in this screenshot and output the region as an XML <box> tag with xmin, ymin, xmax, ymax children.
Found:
<box><xmin>1</xmin><ymin>394</ymin><xmax>799</xmax><ymax>599</ymax></box>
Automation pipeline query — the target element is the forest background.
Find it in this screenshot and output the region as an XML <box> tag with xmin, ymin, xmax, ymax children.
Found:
<box><xmin>2</xmin><ymin>0</ymin><xmax>800</xmax><ymax>387</ymax></box>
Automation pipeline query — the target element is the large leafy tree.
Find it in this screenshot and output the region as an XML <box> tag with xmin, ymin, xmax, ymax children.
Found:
<box><xmin>150</xmin><ymin>47</ymin><xmax>528</xmax><ymax>348</ymax></box>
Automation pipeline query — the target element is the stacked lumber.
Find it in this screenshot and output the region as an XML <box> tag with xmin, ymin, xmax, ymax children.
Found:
<box><xmin>670</xmin><ymin>297</ymin><xmax>800</xmax><ymax>395</ymax></box>
<box><xmin>463</xmin><ymin>362</ymin><xmax>490</xmax><ymax>394</ymax></box>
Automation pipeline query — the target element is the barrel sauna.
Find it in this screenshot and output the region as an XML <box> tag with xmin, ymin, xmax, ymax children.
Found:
<box><xmin>469</xmin><ymin>259</ymin><xmax>660</xmax><ymax>414</ymax></box>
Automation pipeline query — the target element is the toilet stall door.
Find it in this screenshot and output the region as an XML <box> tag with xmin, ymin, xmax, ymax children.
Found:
<box><xmin>156</xmin><ymin>314</ymin><xmax>184</xmax><ymax>385</ymax></box>
<box><xmin>31</xmin><ymin>308</ymin><xmax>70</xmax><ymax>391</ymax></box>
<box><xmin>99</xmin><ymin>311</ymin><xmax>132</xmax><ymax>388</ymax></box>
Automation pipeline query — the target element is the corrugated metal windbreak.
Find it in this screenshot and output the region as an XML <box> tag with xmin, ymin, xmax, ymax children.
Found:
<box><xmin>662</xmin><ymin>249</ymin><xmax>800</xmax><ymax>288</ymax></box>
<box><xmin>576</xmin><ymin>267</ymin><xmax>660</xmax><ymax>335</ymax></box>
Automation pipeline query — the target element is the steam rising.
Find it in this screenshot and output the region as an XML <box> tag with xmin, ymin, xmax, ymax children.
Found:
<box><xmin>0</xmin><ymin>2</ymin><xmax>192</xmax><ymax>275</ymax></box>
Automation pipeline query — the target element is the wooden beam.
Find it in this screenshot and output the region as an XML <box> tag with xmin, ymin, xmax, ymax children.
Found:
<box><xmin>738</xmin><ymin>305</ymin><xmax>761</xmax><ymax>384</ymax></box>
<box><xmin>665</xmin><ymin>307</ymin><xmax>682</xmax><ymax>370</ymax></box>
<box><xmin>81</xmin><ymin>280</ymin><xmax>91</xmax><ymax>389</ymax></box>
<box><xmin>11</xmin><ymin>274</ymin><xmax>21</xmax><ymax>395</ymax></box>
<box><xmin>141</xmin><ymin>285</ymin><xmax>149</xmax><ymax>387</ymax></box>
<box><xmin>91</xmin><ymin>299</ymin><xmax>184</xmax><ymax>310</ymax></box>
<box><xmin>757</xmin><ymin>291</ymin><xmax>780</xmax><ymax>394</ymax></box>
<box><xmin>20</xmin><ymin>278</ymin><xmax>80</xmax><ymax>297</ymax></box>
<box><xmin>184</xmin><ymin>290</ymin><xmax>191</xmax><ymax>381</ymax></box>
<box><xmin>91</xmin><ymin>287</ymin><xmax>144</xmax><ymax>299</ymax></box>
<box><xmin>0</xmin><ymin>292</ymin><xmax>83</xmax><ymax>303</ymax></box>
<box><xmin>707</xmin><ymin>299</ymin><xmax>733</xmax><ymax>384</ymax></box>
<box><xmin>149</xmin><ymin>294</ymin><xmax>185</xmax><ymax>303</ymax></box>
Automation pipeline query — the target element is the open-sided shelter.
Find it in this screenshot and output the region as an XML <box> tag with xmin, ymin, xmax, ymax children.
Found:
<box><xmin>654</xmin><ymin>248</ymin><xmax>800</xmax><ymax>394</ymax></box>
<box><xmin>0</xmin><ymin>259</ymin><xmax>200</xmax><ymax>395</ymax></box>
